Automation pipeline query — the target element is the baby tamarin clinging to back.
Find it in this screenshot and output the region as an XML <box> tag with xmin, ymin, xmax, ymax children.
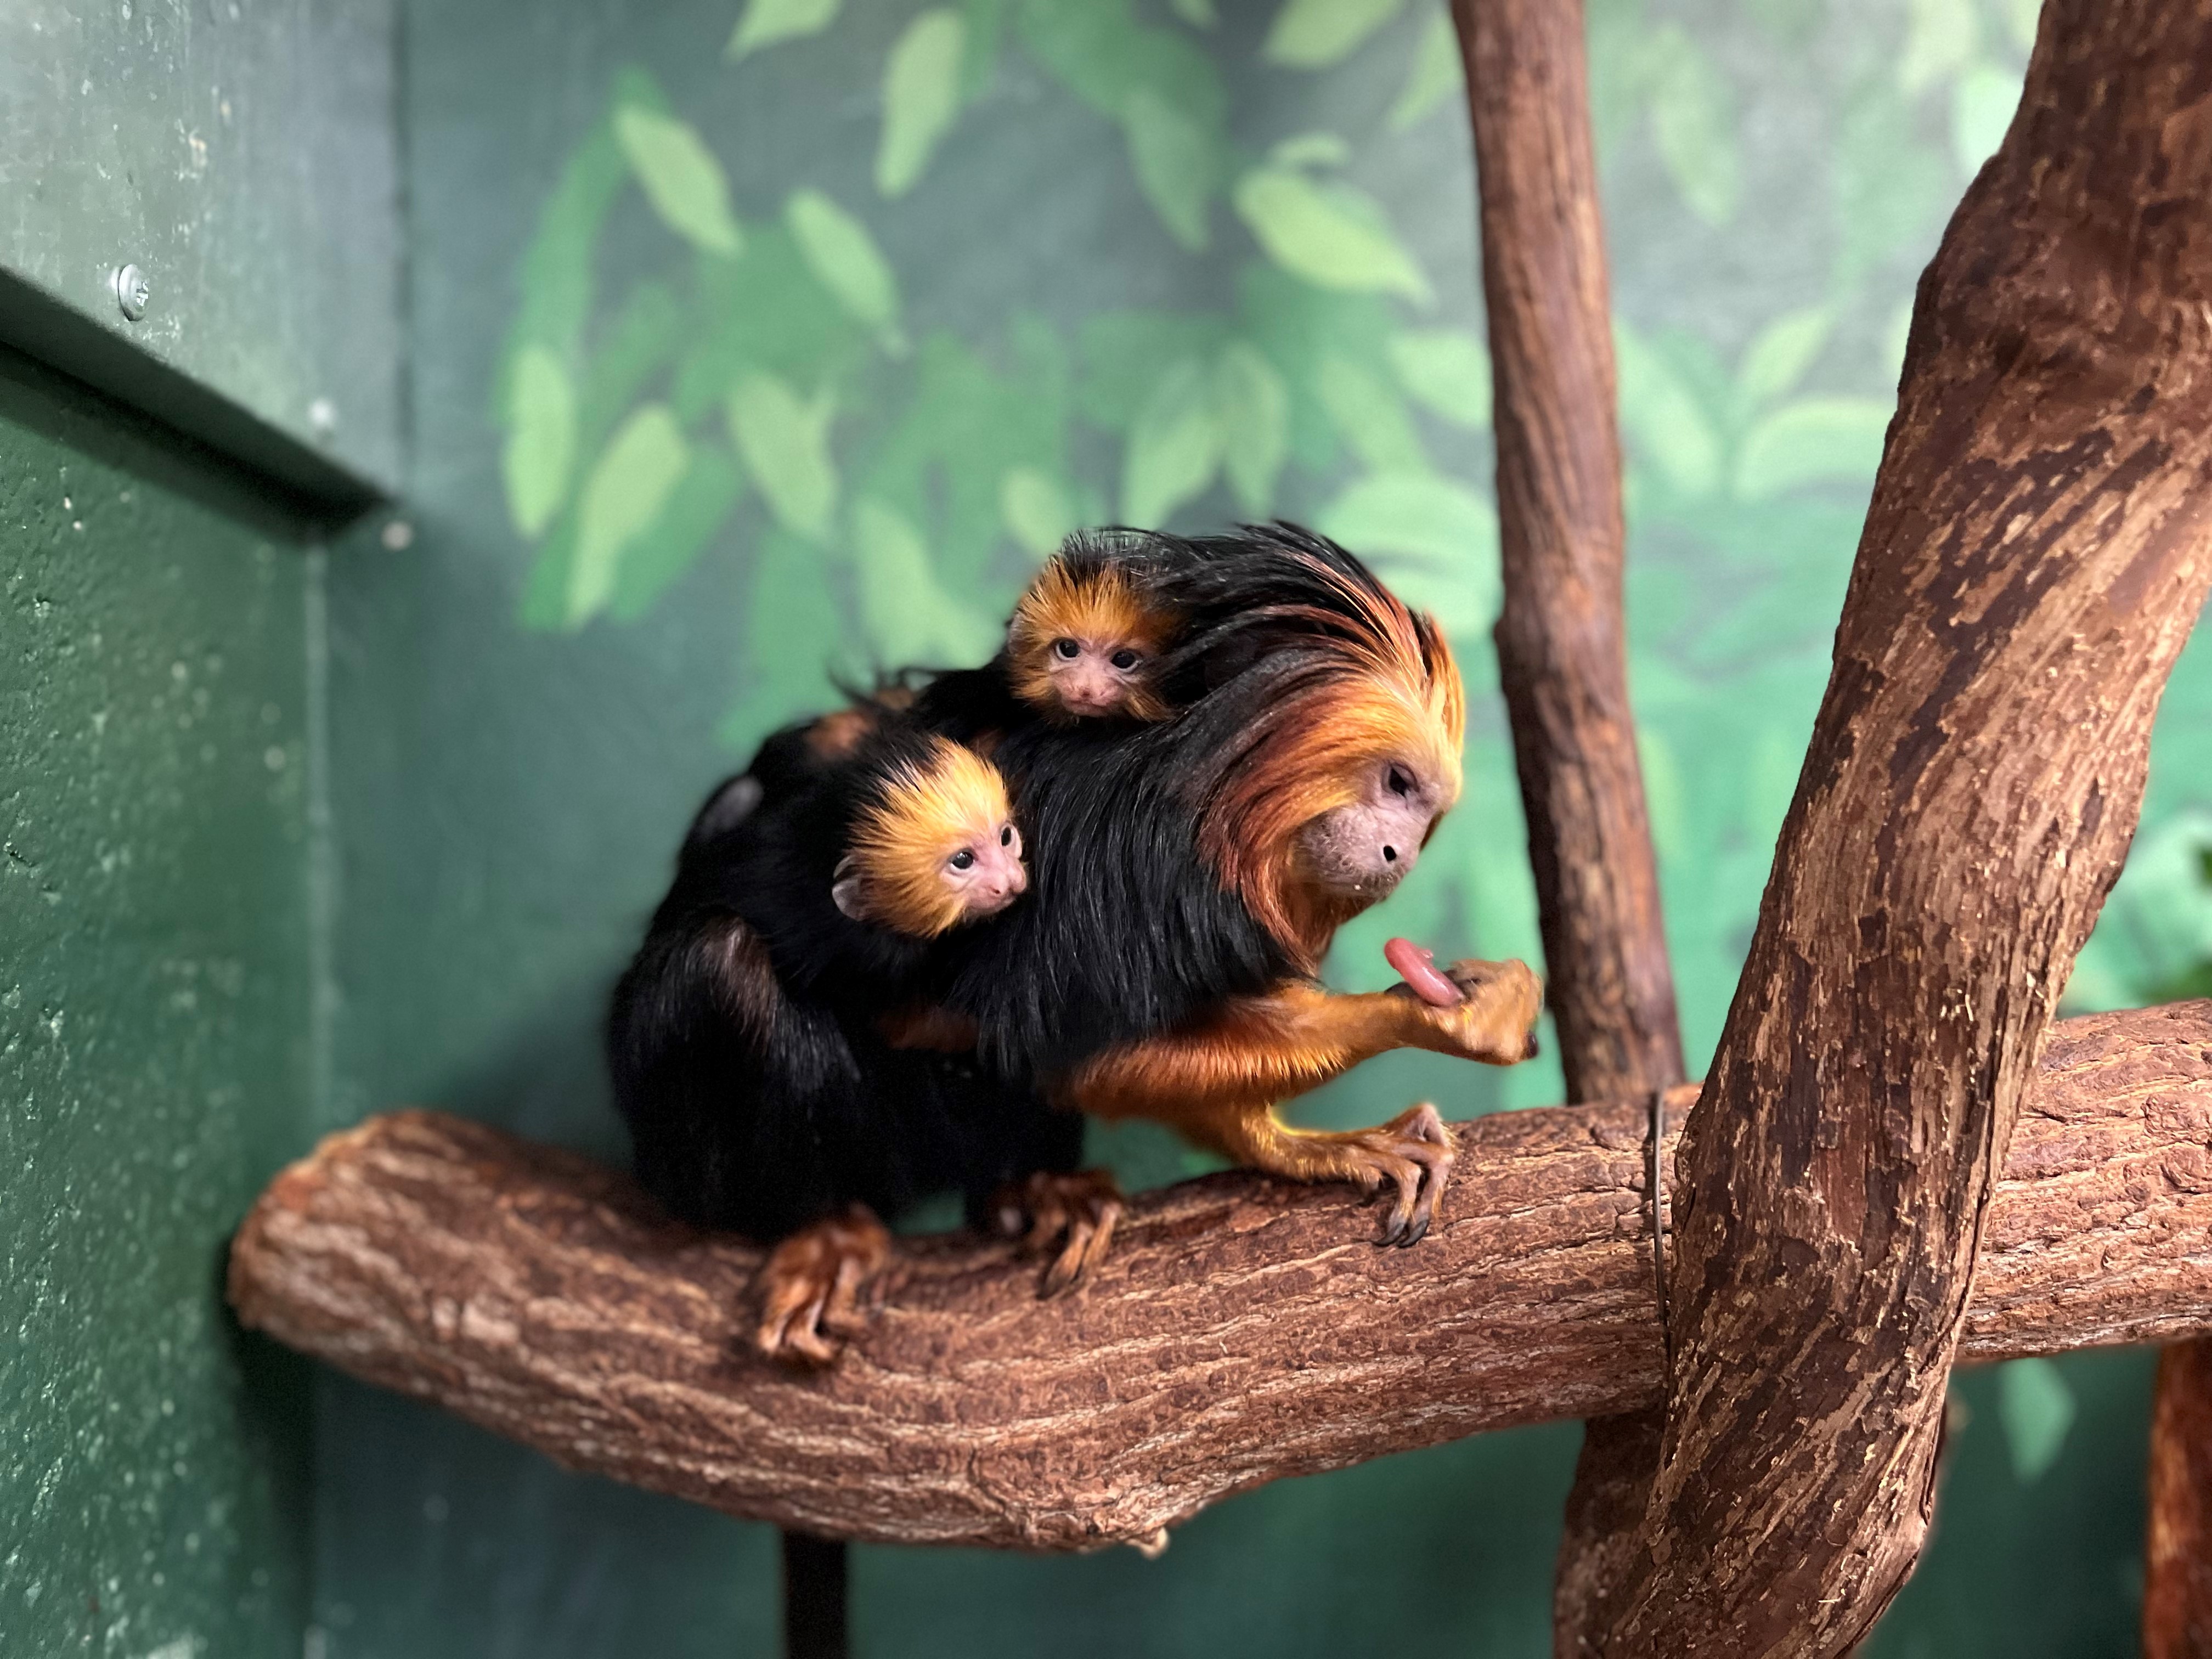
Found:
<box><xmin>912</xmin><ymin>532</ymin><xmax>1186</xmax><ymax>746</ymax></box>
<box><xmin>610</xmin><ymin>716</ymin><xmax>1094</xmax><ymax>1364</ymax></box>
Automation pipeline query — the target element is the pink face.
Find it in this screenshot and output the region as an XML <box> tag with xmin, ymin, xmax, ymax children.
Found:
<box><xmin>1047</xmin><ymin>635</ymin><xmax>1149</xmax><ymax>716</ymax></box>
<box><xmin>943</xmin><ymin>818</ymin><xmax>1027</xmax><ymax>917</ymax></box>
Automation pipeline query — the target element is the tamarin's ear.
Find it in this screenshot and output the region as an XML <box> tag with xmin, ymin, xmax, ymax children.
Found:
<box><xmin>831</xmin><ymin>855</ymin><xmax>867</xmax><ymax>922</ymax></box>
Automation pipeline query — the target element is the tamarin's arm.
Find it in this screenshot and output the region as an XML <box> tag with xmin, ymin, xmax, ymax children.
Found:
<box><xmin>1057</xmin><ymin>960</ymin><xmax>1541</xmax><ymax>1243</ymax></box>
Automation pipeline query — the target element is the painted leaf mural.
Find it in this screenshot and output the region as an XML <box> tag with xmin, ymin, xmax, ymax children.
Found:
<box><xmin>787</xmin><ymin>189</ymin><xmax>907</xmax><ymax>353</ymax></box>
<box><xmin>614</xmin><ymin>106</ymin><xmax>745</xmax><ymax>254</ymax></box>
<box><xmin>727</xmin><ymin>372</ymin><xmax>839</xmax><ymax>540</ymax></box>
<box><xmin>568</xmin><ymin>404</ymin><xmax>690</xmax><ymax>627</ymax></box>
<box><xmin>726</xmin><ymin>0</ymin><xmax>841</xmax><ymax>60</ymax></box>
<box><xmin>877</xmin><ymin>9</ymin><xmax>967</xmax><ymax>197</ymax></box>
<box><xmin>1234</xmin><ymin>166</ymin><xmax>1434</xmax><ymax>302</ymax></box>
<box><xmin>503</xmin><ymin>346</ymin><xmax>578</xmax><ymax>537</ymax></box>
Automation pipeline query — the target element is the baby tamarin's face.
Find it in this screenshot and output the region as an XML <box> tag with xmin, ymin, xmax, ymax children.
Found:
<box><xmin>1008</xmin><ymin>552</ymin><xmax>1177</xmax><ymax>723</ymax></box>
<box><xmin>833</xmin><ymin>737</ymin><xmax>1028</xmax><ymax>935</ymax></box>
<box><xmin>935</xmin><ymin>812</ymin><xmax>1026</xmax><ymax>918</ymax></box>
<box><xmin>1040</xmin><ymin>630</ymin><xmax>1152</xmax><ymax>718</ymax></box>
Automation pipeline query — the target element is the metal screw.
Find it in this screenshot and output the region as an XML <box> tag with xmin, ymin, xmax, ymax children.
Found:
<box><xmin>112</xmin><ymin>264</ymin><xmax>149</xmax><ymax>322</ymax></box>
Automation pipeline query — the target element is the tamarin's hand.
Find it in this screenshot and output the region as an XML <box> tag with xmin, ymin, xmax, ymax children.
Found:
<box><xmin>1389</xmin><ymin>956</ymin><xmax>1543</xmax><ymax>1064</ymax></box>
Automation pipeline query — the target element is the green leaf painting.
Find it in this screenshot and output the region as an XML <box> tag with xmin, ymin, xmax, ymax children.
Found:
<box><xmin>503</xmin><ymin>346</ymin><xmax>578</xmax><ymax>537</ymax></box>
<box><xmin>1898</xmin><ymin>0</ymin><xmax>1977</xmax><ymax>95</ymax></box>
<box><xmin>727</xmin><ymin>373</ymin><xmax>839</xmax><ymax>540</ymax></box>
<box><xmin>1646</xmin><ymin>25</ymin><xmax>1741</xmax><ymax>228</ymax></box>
<box><xmin>1316</xmin><ymin>472</ymin><xmax>1500</xmax><ymax>637</ymax></box>
<box><xmin>1998</xmin><ymin>1359</ymin><xmax>2077</xmax><ymax>1486</ymax></box>
<box><xmin>1212</xmin><ymin>343</ymin><xmax>1290</xmax><ymax>514</ymax></box>
<box><xmin>1615</xmin><ymin>323</ymin><xmax>1724</xmax><ymax>498</ymax></box>
<box><xmin>1316</xmin><ymin>356</ymin><xmax>1428</xmax><ymax>476</ymax></box>
<box><xmin>1734</xmin><ymin>397</ymin><xmax>1893</xmax><ymax>500</ymax></box>
<box><xmin>1951</xmin><ymin>63</ymin><xmax>2024</xmax><ymax>174</ymax></box>
<box><xmin>614</xmin><ymin>106</ymin><xmax>744</xmax><ymax>255</ymax></box>
<box><xmin>1000</xmin><ymin>466</ymin><xmax>1078</xmax><ymax>558</ymax></box>
<box><xmin>1388</xmin><ymin>328</ymin><xmax>1491</xmax><ymax>428</ymax></box>
<box><xmin>851</xmin><ymin>498</ymin><xmax>1000</xmax><ymax>663</ymax></box>
<box><xmin>1389</xmin><ymin>7</ymin><xmax>1463</xmax><ymax>130</ymax></box>
<box><xmin>1234</xmin><ymin>167</ymin><xmax>1432</xmax><ymax>302</ymax></box>
<box><xmin>1121</xmin><ymin>358</ymin><xmax>1225</xmax><ymax>526</ymax></box>
<box><xmin>568</xmin><ymin>404</ymin><xmax>691</xmax><ymax>627</ymax></box>
<box><xmin>1262</xmin><ymin>0</ymin><xmax>1405</xmax><ymax>70</ymax></box>
<box><xmin>727</xmin><ymin>0</ymin><xmax>841</xmax><ymax>60</ymax></box>
<box><xmin>1123</xmin><ymin>86</ymin><xmax>1216</xmax><ymax>251</ymax></box>
<box><xmin>786</xmin><ymin>189</ymin><xmax>907</xmax><ymax>352</ymax></box>
<box><xmin>878</xmin><ymin>9</ymin><xmax>968</xmax><ymax>196</ymax></box>
<box><xmin>1735</xmin><ymin>305</ymin><xmax>1834</xmax><ymax>411</ymax></box>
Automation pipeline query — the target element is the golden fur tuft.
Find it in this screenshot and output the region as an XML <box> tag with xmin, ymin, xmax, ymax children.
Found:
<box><xmin>1197</xmin><ymin>560</ymin><xmax>1465</xmax><ymax>969</ymax></box>
<box><xmin>1006</xmin><ymin>553</ymin><xmax>1179</xmax><ymax>721</ymax></box>
<box><xmin>845</xmin><ymin>737</ymin><xmax>1015</xmax><ymax>937</ymax></box>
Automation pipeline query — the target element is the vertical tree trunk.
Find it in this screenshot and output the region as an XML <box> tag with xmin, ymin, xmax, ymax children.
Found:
<box><xmin>1590</xmin><ymin>4</ymin><xmax>2212</xmax><ymax>1654</ymax></box>
<box><xmin>1454</xmin><ymin>0</ymin><xmax>1685</xmax><ymax>1110</ymax></box>
<box><xmin>1451</xmin><ymin>4</ymin><xmax>1685</xmax><ymax>1649</ymax></box>
<box><xmin>2146</xmin><ymin>1340</ymin><xmax>2212</xmax><ymax>1659</ymax></box>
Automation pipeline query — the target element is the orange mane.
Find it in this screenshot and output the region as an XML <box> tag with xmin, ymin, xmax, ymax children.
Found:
<box><xmin>1006</xmin><ymin>552</ymin><xmax>1180</xmax><ymax>722</ymax></box>
<box><xmin>1194</xmin><ymin>559</ymin><xmax>1464</xmax><ymax>970</ymax></box>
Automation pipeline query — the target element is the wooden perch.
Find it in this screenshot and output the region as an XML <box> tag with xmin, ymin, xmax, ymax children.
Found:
<box><xmin>229</xmin><ymin>1000</ymin><xmax>2212</xmax><ymax>1552</ymax></box>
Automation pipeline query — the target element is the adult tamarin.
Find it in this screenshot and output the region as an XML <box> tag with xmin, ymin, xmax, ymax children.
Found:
<box><xmin>608</xmin><ymin>720</ymin><xmax>1102</xmax><ymax>1363</ymax></box>
<box><xmin>935</xmin><ymin>526</ymin><xmax>1543</xmax><ymax>1245</ymax></box>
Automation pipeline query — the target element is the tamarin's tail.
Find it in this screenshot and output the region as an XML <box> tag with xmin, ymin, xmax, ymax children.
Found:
<box><xmin>782</xmin><ymin>1531</ymin><xmax>848</xmax><ymax>1659</ymax></box>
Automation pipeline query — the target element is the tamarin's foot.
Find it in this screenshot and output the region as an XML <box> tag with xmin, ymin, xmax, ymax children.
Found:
<box><xmin>1323</xmin><ymin>1103</ymin><xmax>1457</xmax><ymax>1246</ymax></box>
<box><xmin>1392</xmin><ymin>957</ymin><xmax>1544</xmax><ymax>1064</ymax></box>
<box><xmin>755</xmin><ymin>1206</ymin><xmax>893</xmax><ymax>1367</ymax></box>
<box><xmin>1223</xmin><ymin>1102</ymin><xmax>1457</xmax><ymax>1246</ymax></box>
<box><xmin>993</xmin><ymin>1169</ymin><xmax>1125</xmax><ymax>1297</ymax></box>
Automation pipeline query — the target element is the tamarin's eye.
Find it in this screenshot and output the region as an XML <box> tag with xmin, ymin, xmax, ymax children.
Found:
<box><xmin>999</xmin><ymin>825</ymin><xmax>1014</xmax><ymax>847</ymax></box>
<box><xmin>1053</xmin><ymin>638</ymin><xmax>1081</xmax><ymax>659</ymax></box>
<box><xmin>1387</xmin><ymin>764</ymin><xmax>1415</xmax><ymax>798</ymax></box>
<box><xmin>949</xmin><ymin>849</ymin><xmax>977</xmax><ymax>871</ymax></box>
<box><xmin>1109</xmin><ymin>648</ymin><xmax>1141</xmax><ymax>670</ymax></box>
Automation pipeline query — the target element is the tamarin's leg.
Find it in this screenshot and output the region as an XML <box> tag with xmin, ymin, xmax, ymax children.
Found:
<box><xmin>755</xmin><ymin>1206</ymin><xmax>894</xmax><ymax>1366</ymax></box>
<box><xmin>1061</xmin><ymin>958</ymin><xmax>1541</xmax><ymax>1243</ymax></box>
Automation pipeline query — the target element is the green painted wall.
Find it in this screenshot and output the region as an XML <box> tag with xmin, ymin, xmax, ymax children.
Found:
<box><xmin>0</xmin><ymin>347</ymin><xmax>317</xmax><ymax>1658</ymax></box>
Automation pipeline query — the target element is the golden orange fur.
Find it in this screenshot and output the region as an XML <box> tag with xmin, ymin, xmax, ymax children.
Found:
<box><xmin>844</xmin><ymin>737</ymin><xmax>1014</xmax><ymax>937</ymax></box>
<box><xmin>1197</xmin><ymin>560</ymin><xmax>1465</xmax><ymax>969</ymax></box>
<box><xmin>1006</xmin><ymin>554</ymin><xmax>1179</xmax><ymax>721</ymax></box>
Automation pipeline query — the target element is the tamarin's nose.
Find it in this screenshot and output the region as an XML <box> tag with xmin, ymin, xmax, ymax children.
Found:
<box><xmin>1382</xmin><ymin>844</ymin><xmax>1398</xmax><ymax>863</ymax></box>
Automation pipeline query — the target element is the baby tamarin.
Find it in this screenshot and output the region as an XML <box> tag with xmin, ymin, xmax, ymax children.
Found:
<box><xmin>608</xmin><ymin>718</ymin><xmax>1092</xmax><ymax>1363</ymax></box>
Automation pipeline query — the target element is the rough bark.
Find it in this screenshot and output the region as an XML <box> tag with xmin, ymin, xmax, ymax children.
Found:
<box><xmin>1592</xmin><ymin>5</ymin><xmax>2212</xmax><ymax>1653</ymax></box>
<box><xmin>1452</xmin><ymin>3</ymin><xmax>1686</xmax><ymax>1643</ymax></box>
<box><xmin>229</xmin><ymin>1002</ymin><xmax>2212</xmax><ymax>1551</ymax></box>
<box><xmin>2146</xmin><ymin>1339</ymin><xmax>2212</xmax><ymax>1659</ymax></box>
<box><xmin>1455</xmin><ymin>0</ymin><xmax>1684</xmax><ymax>1107</ymax></box>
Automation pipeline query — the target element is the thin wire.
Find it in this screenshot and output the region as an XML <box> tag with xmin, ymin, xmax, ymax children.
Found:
<box><xmin>1648</xmin><ymin>1088</ymin><xmax>1674</xmax><ymax>1391</ymax></box>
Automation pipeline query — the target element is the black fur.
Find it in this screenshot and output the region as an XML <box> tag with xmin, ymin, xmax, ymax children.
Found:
<box><xmin>609</xmin><ymin>718</ymin><xmax>1075</xmax><ymax>1242</ymax></box>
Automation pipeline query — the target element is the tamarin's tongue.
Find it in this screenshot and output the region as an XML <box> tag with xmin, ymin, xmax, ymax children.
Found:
<box><xmin>1385</xmin><ymin>937</ymin><xmax>1464</xmax><ymax>1007</ymax></box>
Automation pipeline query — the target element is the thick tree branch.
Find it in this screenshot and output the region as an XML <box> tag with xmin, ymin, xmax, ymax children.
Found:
<box><xmin>1596</xmin><ymin>5</ymin><xmax>2212</xmax><ymax>1653</ymax></box>
<box><xmin>230</xmin><ymin>1002</ymin><xmax>2212</xmax><ymax>1552</ymax></box>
